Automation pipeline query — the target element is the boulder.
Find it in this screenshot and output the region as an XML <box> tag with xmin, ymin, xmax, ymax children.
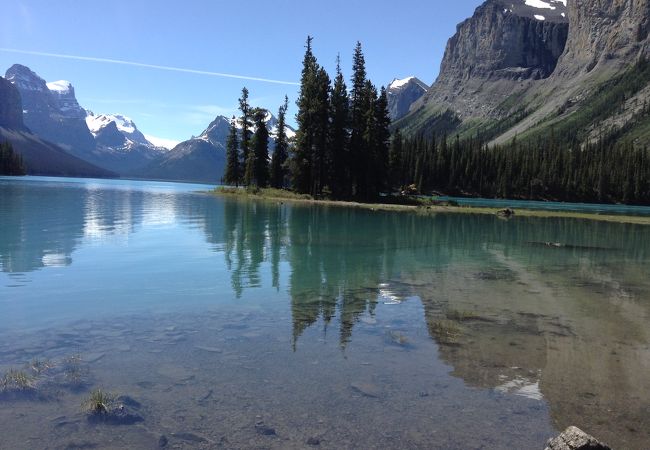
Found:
<box><xmin>545</xmin><ymin>426</ymin><xmax>612</xmax><ymax>450</ymax></box>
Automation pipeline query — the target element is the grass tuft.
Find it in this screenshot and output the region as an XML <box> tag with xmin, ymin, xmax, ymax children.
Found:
<box><xmin>1</xmin><ymin>369</ymin><xmax>35</xmax><ymax>391</ymax></box>
<box><xmin>83</xmin><ymin>389</ymin><xmax>115</xmax><ymax>414</ymax></box>
<box><xmin>430</xmin><ymin>320</ymin><xmax>463</xmax><ymax>345</ymax></box>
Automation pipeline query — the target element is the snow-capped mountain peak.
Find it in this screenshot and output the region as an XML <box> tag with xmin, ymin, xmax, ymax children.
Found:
<box><xmin>85</xmin><ymin>111</ymin><xmax>160</xmax><ymax>150</ymax></box>
<box><xmin>47</xmin><ymin>80</ymin><xmax>86</xmax><ymax>119</ymax></box>
<box><xmin>198</xmin><ymin>113</ymin><xmax>296</xmax><ymax>146</ymax></box>
<box><xmin>388</xmin><ymin>76</ymin><xmax>428</xmax><ymax>92</ymax></box>
<box><xmin>86</xmin><ymin>112</ymin><xmax>137</xmax><ymax>135</ymax></box>
<box><xmin>5</xmin><ymin>64</ymin><xmax>48</xmax><ymax>92</ymax></box>
<box><xmin>389</xmin><ymin>77</ymin><xmax>416</xmax><ymax>90</ymax></box>
<box><xmin>387</xmin><ymin>76</ymin><xmax>429</xmax><ymax>121</ymax></box>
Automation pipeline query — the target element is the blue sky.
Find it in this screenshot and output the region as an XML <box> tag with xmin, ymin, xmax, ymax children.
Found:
<box><xmin>1</xmin><ymin>0</ymin><xmax>480</xmax><ymax>145</ymax></box>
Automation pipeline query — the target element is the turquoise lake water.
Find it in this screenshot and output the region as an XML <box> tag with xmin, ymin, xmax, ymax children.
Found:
<box><xmin>1</xmin><ymin>176</ymin><xmax>649</xmax><ymax>449</ymax></box>
<box><xmin>437</xmin><ymin>195</ymin><xmax>650</xmax><ymax>215</ymax></box>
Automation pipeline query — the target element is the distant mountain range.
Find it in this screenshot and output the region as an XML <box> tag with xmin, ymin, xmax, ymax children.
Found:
<box><xmin>0</xmin><ymin>64</ymin><xmax>295</xmax><ymax>183</ymax></box>
<box><xmin>137</xmin><ymin>110</ymin><xmax>296</xmax><ymax>183</ymax></box>
<box><xmin>0</xmin><ymin>75</ymin><xmax>113</xmax><ymax>178</ymax></box>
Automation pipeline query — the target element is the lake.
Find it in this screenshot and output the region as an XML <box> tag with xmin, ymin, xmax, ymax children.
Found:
<box><xmin>1</xmin><ymin>176</ymin><xmax>649</xmax><ymax>449</ymax></box>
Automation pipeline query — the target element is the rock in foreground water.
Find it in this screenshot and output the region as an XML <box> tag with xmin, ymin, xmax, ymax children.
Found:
<box><xmin>545</xmin><ymin>426</ymin><xmax>611</xmax><ymax>450</ymax></box>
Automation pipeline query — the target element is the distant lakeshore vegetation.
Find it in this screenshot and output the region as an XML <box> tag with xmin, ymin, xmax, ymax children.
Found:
<box><xmin>0</xmin><ymin>141</ymin><xmax>25</xmax><ymax>176</ymax></box>
<box><xmin>220</xmin><ymin>38</ymin><xmax>650</xmax><ymax>206</ymax></box>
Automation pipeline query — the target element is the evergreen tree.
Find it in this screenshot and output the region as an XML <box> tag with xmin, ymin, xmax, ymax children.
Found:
<box><xmin>349</xmin><ymin>41</ymin><xmax>367</xmax><ymax>198</ymax></box>
<box><xmin>328</xmin><ymin>55</ymin><xmax>350</xmax><ymax>198</ymax></box>
<box><xmin>270</xmin><ymin>96</ymin><xmax>289</xmax><ymax>188</ymax></box>
<box><xmin>311</xmin><ymin>66</ymin><xmax>331</xmax><ymax>197</ymax></box>
<box><xmin>391</xmin><ymin>129</ymin><xmax>650</xmax><ymax>204</ymax></box>
<box><xmin>239</xmin><ymin>87</ymin><xmax>253</xmax><ymax>185</ymax></box>
<box><xmin>373</xmin><ymin>86</ymin><xmax>391</xmax><ymax>195</ymax></box>
<box><xmin>223</xmin><ymin>116</ymin><xmax>240</xmax><ymax>186</ymax></box>
<box><xmin>251</xmin><ymin>108</ymin><xmax>270</xmax><ymax>187</ymax></box>
<box><xmin>361</xmin><ymin>80</ymin><xmax>378</xmax><ymax>198</ymax></box>
<box><xmin>292</xmin><ymin>36</ymin><xmax>319</xmax><ymax>194</ymax></box>
<box><xmin>0</xmin><ymin>141</ymin><xmax>25</xmax><ymax>175</ymax></box>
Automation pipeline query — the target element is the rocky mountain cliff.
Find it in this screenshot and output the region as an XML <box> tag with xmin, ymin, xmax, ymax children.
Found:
<box><xmin>0</xmin><ymin>77</ymin><xmax>26</xmax><ymax>130</ymax></box>
<box><xmin>0</xmin><ymin>75</ymin><xmax>114</xmax><ymax>178</ymax></box>
<box><xmin>399</xmin><ymin>0</ymin><xmax>569</xmax><ymax>135</ymax></box>
<box><xmin>399</xmin><ymin>0</ymin><xmax>650</xmax><ymax>148</ymax></box>
<box><xmin>554</xmin><ymin>0</ymin><xmax>650</xmax><ymax>79</ymax></box>
<box><xmin>4</xmin><ymin>64</ymin><xmax>169</xmax><ymax>175</ymax></box>
<box><xmin>5</xmin><ymin>65</ymin><xmax>97</xmax><ymax>154</ymax></box>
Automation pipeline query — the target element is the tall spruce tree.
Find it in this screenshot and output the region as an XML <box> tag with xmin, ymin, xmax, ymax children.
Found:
<box><xmin>270</xmin><ymin>96</ymin><xmax>290</xmax><ymax>189</ymax></box>
<box><xmin>361</xmin><ymin>80</ymin><xmax>379</xmax><ymax>198</ymax></box>
<box><xmin>292</xmin><ymin>36</ymin><xmax>319</xmax><ymax>194</ymax></box>
<box><xmin>311</xmin><ymin>66</ymin><xmax>331</xmax><ymax>197</ymax></box>
<box><xmin>251</xmin><ymin>108</ymin><xmax>270</xmax><ymax>187</ymax></box>
<box><xmin>223</xmin><ymin>116</ymin><xmax>240</xmax><ymax>186</ymax></box>
<box><xmin>239</xmin><ymin>87</ymin><xmax>253</xmax><ymax>185</ymax></box>
<box><xmin>349</xmin><ymin>42</ymin><xmax>368</xmax><ymax>198</ymax></box>
<box><xmin>328</xmin><ymin>55</ymin><xmax>350</xmax><ymax>198</ymax></box>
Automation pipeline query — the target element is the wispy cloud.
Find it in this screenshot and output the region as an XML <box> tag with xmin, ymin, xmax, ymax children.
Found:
<box><xmin>0</xmin><ymin>48</ymin><xmax>300</xmax><ymax>86</ymax></box>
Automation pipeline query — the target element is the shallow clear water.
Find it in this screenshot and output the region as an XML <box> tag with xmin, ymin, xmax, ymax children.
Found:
<box><xmin>1</xmin><ymin>176</ymin><xmax>649</xmax><ymax>449</ymax></box>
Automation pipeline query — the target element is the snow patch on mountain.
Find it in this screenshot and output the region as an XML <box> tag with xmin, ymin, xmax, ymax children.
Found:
<box><xmin>86</xmin><ymin>113</ymin><xmax>136</xmax><ymax>135</ymax></box>
<box><xmin>500</xmin><ymin>0</ymin><xmax>568</xmax><ymax>22</ymax></box>
<box><xmin>144</xmin><ymin>135</ymin><xmax>179</xmax><ymax>150</ymax></box>
<box><xmin>390</xmin><ymin>77</ymin><xmax>416</xmax><ymax>89</ymax></box>
<box><xmin>46</xmin><ymin>80</ymin><xmax>73</xmax><ymax>93</ymax></box>
<box><xmin>524</xmin><ymin>0</ymin><xmax>566</xmax><ymax>8</ymax></box>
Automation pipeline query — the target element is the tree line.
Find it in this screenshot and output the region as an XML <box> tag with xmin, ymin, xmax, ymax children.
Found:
<box><xmin>222</xmin><ymin>37</ymin><xmax>650</xmax><ymax>205</ymax></box>
<box><xmin>223</xmin><ymin>37</ymin><xmax>391</xmax><ymax>201</ymax></box>
<box><xmin>391</xmin><ymin>131</ymin><xmax>650</xmax><ymax>204</ymax></box>
<box><xmin>0</xmin><ymin>141</ymin><xmax>25</xmax><ymax>176</ymax></box>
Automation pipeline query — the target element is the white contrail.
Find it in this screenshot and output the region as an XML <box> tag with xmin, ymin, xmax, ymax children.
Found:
<box><xmin>0</xmin><ymin>48</ymin><xmax>299</xmax><ymax>86</ymax></box>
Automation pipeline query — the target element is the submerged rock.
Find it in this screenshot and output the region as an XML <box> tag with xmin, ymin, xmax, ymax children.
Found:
<box><xmin>255</xmin><ymin>420</ymin><xmax>277</xmax><ymax>436</ymax></box>
<box><xmin>350</xmin><ymin>381</ymin><xmax>381</xmax><ymax>398</ymax></box>
<box><xmin>171</xmin><ymin>432</ymin><xmax>208</xmax><ymax>443</ymax></box>
<box><xmin>88</xmin><ymin>401</ymin><xmax>144</xmax><ymax>426</ymax></box>
<box><xmin>545</xmin><ymin>426</ymin><xmax>611</xmax><ymax>450</ymax></box>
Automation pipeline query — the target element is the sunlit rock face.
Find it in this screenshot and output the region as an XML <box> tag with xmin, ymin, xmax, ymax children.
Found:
<box><xmin>411</xmin><ymin>0</ymin><xmax>569</xmax><ymax>121</ymax></box>
<box><xmin>553</xmin><ymin>0</ymin><xmax>650</xmax><ymax>78</ymax></box>
<box><xmin>5</xmin><ymin>64</ymin><xmax>96</xmax><ymax>154</ymax></box>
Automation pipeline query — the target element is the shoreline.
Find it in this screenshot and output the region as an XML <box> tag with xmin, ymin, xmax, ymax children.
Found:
<box><xmin>211</xmin><ymin>188</ymin><xmax>650</xmax><ymax>225</ymax></box>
